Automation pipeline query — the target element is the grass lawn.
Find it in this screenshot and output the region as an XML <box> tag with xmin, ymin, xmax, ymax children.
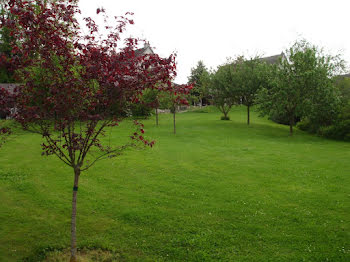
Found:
<box><xmin>0</xmin><ymin>106</ymin><xmax>349</xmax><ymax>261</ymax></box>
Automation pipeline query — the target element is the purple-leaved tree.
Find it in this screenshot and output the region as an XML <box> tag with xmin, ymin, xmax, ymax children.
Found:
<box><xmin>3</xmin><ymin>0</ymin><xmax>179</xmax><ymax>260</ymax></box>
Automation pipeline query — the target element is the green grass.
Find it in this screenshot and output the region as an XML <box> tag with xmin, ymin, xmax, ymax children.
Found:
<box><xmin>0</xmin><ymin>106</ymin><xmax>349</xmax><ymax>261</ymax></box>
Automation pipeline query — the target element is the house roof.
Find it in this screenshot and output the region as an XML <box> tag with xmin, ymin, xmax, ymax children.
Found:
<box><xmin>134</xmin><ymin>43</ymin><xmax>154</xmax><ymax>57</ymax></box>
<box><xmin>335</xmin><ymin>73</ymin><xmax>350</xmax><ymax>79</ymax></box>
<box><xmin>0</xmin><ymin>83</ymin><xmax>20</xmax><ymax>95</ymax></box>
<box><xmin>259</xmin><ymin>53</ymin><xmax>284</xmax><ymax>64</ymax></box>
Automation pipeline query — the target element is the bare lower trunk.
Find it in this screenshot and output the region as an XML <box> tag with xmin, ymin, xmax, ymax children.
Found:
<box><xmin>200</xmin><ymin>98</ymin><xmax>203</xmax><ymax>108</ymax></box>
<box><xmin>155</xmin><ymin>108</ymin><xmax>159</xmax><ymax>126</ymax></box>
<box><xmin>247</xmin><ymin>105</ymin><xmax>250</xmax><ymax>125</ymax></box>
<box><xmin>173</xmin><ymin>108</ymin><xmax>176</xmax><ymax>134</ymax></box>
<box><xmin>289</xmin><ymin>116</ymin><xmax>294</xmax><ymax>136</ymax></box>
<box><xmin>70</xmin><ymin>168</ymin><xmax>80</xmax><ymax>262</ymax></box>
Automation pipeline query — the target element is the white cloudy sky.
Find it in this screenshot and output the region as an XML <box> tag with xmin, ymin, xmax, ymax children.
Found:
<box><xmin>79</xmin><ymin>0</ymin><xmax>350</xmax><ymax>84</ymax></box>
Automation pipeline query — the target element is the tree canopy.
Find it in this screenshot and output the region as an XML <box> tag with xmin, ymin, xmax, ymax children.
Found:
<box><xmin>209</xmin><ymin>63</ymin><xmax>240</xmax><ymax>120</ymax></box>
<box><xmin>188</xmin><ymin>60</ymin><xmax>208</xmax><ymax>106</ymax></box>
<box><xmin>234</xmin><ymin>56</ymin><xmax>270</xmax><ymax>124</ymax></box>
<box><xmin>257</xmin><ymin>40</ymin><xmax>344</xmax><ymax>135</ymax></box>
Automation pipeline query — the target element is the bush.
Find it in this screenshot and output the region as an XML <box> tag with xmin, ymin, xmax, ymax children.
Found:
<box><xmin>130</xmin><ymin>103</ymin><xmax>153</xmax><ymax>118</ymax></box>
<box><xmin>269</xmin><ymin>111</ymin><xmax>300</xmax><ymax>125</ymax></box>
<box><xmin>318</xmin><ymin>120</ymin><xmax>350</xmax><ymax>141</ymax></box>
<box><xmin>297</xmin><ymin>118</ymin><xmax>319</xmax><ymax>133</ymax></box>
<box><xmin>221</xmin><ymin>116</ymin><xmax>230</xmax><ymax>120</ymax></box>
<box><xmin>297</xmin><ymin>119</ymin><xmax>311</xmax><ymax>131</ymax></box>
<box><xmin>130</xmin><ymin>88</ymin><xmax>158</xmax><ymax>118</ymax></box>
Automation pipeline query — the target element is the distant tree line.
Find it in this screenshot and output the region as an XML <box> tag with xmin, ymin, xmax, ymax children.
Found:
<box><xmin>187</xmin><ymin>40</ymin><xmax>349</xmax><ymax>140</ymax></box>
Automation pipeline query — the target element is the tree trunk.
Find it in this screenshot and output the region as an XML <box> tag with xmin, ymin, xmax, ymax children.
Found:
<box><xmin>289</xmin><ymin>116</ymin><xmax>294</xmax><ymax>136</ymax></box>
<box><xmin>155</xmin><ymin>108</ymin><xmax>158</xmax><ymax>126</ymax></box>
<box><xmin>247</xmin><ymin>105</ymin><xmax>250</xmax><ymax>125</ymax></box>
<box><xmin>173</xmin><ymin>108</ymin><xmax>176</xmax><ymax>134</ymax></box>
<box><xmin>70</xmin><ymin>168</ymin><xmax>80</xmax><ymax>262</ymax></box>
<box><xmin>200</xmin><ymin>98</ymin><xmax>203</xmax><ymax>108</ymax></box>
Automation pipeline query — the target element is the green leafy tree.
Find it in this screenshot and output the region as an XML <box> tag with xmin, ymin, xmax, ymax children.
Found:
<box><xmin>335</xmin><ymin>76</ymin><xmax>350</xmax><ymax>119</ymax></box>
<box><xmin>210</xmin><ymin>63</ymin><xmax>240</xmax><ymax>120</ymax></box>
<box><xmin>0</xmin><ymin>0</ymin><xmax>15</xmax><ymax>83</ymax></box>
<box><xmin>257</xmin><ymin>40</ymin><xmax>344</xmax><ymax>135</ymax></box>
<box><xmin>235</xmin><ymin>56</ymin><xmax>270</xmax><ymax>125</ymax></box>
<box><xmin>150</xmin><ymin>88</ymin><xmax>162</xmax><ymax>126</ymax></box>
<box><xmin>315</xmin><ymin>76</ymin><xmax>350</xmax><ymax>141</ymax></box>
<box><xmin>188</xmin><ymin>60</ymin><xmax>208</xmax><ymax>107</ymax></box>
<box><xmin>130</xmin><ymin>88</ymin><xmax>159</xmax><ymax>119</ymax></box>
<box><xmin>158</xmin><ymin>84</ymin><xmax>191</xmax><ymax>134</ymax></box>
<box><xmin>198</xmin><ymin>69</ymin><xmax>212</xmax><ymax>103</ymax></box>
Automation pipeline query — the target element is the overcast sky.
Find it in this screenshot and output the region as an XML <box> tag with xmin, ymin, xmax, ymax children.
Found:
<box><xmin>79</xmin><ymin>0</ymin><xmax>350</xmax><ymax>84</ymax></box>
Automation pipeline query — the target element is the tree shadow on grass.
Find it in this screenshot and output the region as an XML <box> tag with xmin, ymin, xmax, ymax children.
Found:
<box><xmin>203</xmin><ymin>118</ymin><xmax>347</xmax><ymax>146</ymax></box>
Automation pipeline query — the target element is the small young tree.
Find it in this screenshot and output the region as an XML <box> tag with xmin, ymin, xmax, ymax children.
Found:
<box><xmin>235</xmin><ymin>56</ymin><xmax>268</xmax><ymax>125</ymax></box>
<box><xmin>153</xmin><ymin>90</ymin><xmax>161</xmax><ymax>126</ymax></box>
<box><xmin>158</xmin><ymin>83</ymin><xmax>192</xmax><ymax>134</ymax></box>
<box><xmin>5</xmin><ymin>1</ymin><xmax>177</xmax><ymax>261</ymax></box>
<box><xmin>144</xmin><ymin>88</ymin><xmax>161</xmax><ymax>126</ymax></box>
<box><xmin>210</xmin><ymin>63</ymin><xmax>239</xmax><ymax>120</ymax></box>
<box><xmin>257</xmin><ymin>40</ymin><xmax>344</xmax><ymax>135</ymax></box>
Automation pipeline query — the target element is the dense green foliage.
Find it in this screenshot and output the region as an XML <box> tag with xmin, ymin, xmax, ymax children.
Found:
<box><xmin>298</xmin><ymin>76</ymin><xmax>350</xmax><ymax>140</ymax></box>
<box><xmin>187</xmin><ymin>60</ymin><xmax>209</xmax><ymax>106</ymax></box>
<box><xmin>206</xmin><ymin>56</ymin><xmax>270</xmax><ymax>124</ymax></box>
<box><xmin>234</xmin><ymin>56</ymin><xmax>270</xmax><ymax>124</ymax></box>
<box><xmin>1</xmin><ymin>107</ymin><xmax>349</xmax><ymax>261</ymax></box>
<box><xmin>257</xmin><ymin>40</ymin><xmax>344</xmax><ymax>135</ymax></box>
<box><xmin>130</xmin><ymin>89</ymin><xmax>159</xmax><ymax>118</ymax></box>
<box><xmin>208</xmin><ymin>63</ymin><xmax>239</xmax><ymax>119</ymax></box>
<box><xmin>0</xmin><ymin>2</ymin><xmax>15</xmax><ymax>83</ymax></box>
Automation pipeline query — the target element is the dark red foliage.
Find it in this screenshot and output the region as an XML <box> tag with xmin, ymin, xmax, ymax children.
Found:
<box><xmin>0</xmin><ymin>88</ymin><xmax>12</xmax><ymax>116</ymax></box>
<box><xmin>168</xmin><ymin>83</ymin><xmax>193</xmax><ymax>107</ymax></box>
<box><xmin>3</xmin><ymin>0</ymin><xmax>177</xmax><ymax>169</ymax></box>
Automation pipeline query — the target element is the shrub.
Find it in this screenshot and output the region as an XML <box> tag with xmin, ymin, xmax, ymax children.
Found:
<box><xmin>297</xmin><ymin>119</ymin><xmax>311</xmax><ymax>131</ymax></box>
<box><xmin>318</xmin><ymin>120</ymin><xmax>350</xmax><ymax>141</ymax></box>
<box><xmin>297</xmin><ymin>118</ymin><xmax>319</xmax><ymax>133</ymax></box>
<box><xmin>269</xmin><ymin>111</ymin><xmax>300</xmax><ymax>126</ymax></box>
<box><xmin>130</xmin><ymin>103</ymin><xmax>153</xmax><ymax>118</ymax></box>
<box><xmin>130</xmin><ymin>89</ymin><xmax>159</xmax><ymax>118</ymax></box>
<box><xmin>221</xmin><ymin>116</ymin><xmax>230</xmax><ymax>120</ymax></box>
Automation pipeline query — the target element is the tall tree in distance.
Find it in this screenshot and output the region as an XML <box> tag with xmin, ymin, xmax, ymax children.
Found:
<box><xmin>4</xmin><ymin>0</ymin><xmax>177</xmax><ymax>261</ymax></box>
<box><xmin>235</xmin><ymin>56</ymin><xmax>269</xmax><ymax>125</ymax></box>
<box><xmin>188</xmin><ymin>60</ymin><xmax>208</xmax><ymax>107</ymax></box>
<box><xmin>257</xmin><ymin>40</ymin><xmax>344</xmax><ymax>135</ymax></box>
